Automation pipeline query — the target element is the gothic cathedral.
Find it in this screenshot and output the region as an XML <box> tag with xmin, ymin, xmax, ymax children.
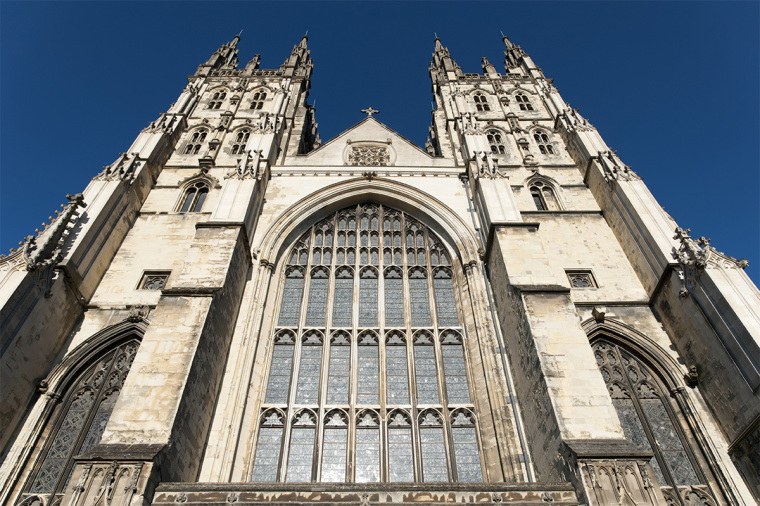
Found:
<box><xmin>1</xmin><ymin>35</ymin><xmax>758</xmax><ymax>506</ymax></box>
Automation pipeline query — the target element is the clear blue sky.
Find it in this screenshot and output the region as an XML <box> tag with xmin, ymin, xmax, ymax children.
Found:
<box><xmin>1</xmin><ymin>1</ymin><xmax>758</xmax><ymax>284</ymax></box>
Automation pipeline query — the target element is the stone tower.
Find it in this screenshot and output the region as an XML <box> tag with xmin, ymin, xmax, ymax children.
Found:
<box><xmin>1</xmin><ymin>35</ymin><xmax>758</xmax><ymax>506</ymax></box>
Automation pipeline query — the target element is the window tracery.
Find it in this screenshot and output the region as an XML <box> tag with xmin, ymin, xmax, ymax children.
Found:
<box><xmin>178</xmin><ymin>180</ymin><xmax>210</xmax><ymax>213</ymax></box>
<box><xmin>231</xmin><ymin>128</ymin><xmax>250</xmax><ymax>155</ymax></box>
<box><xmin>250</xmin><ymin>89</ymin><xmax>267</xmax><ymax>110</ymax></box>
<box><xmin>251</xmin><ymin>204</ymin><xmax>482</xmax><ymax>484</ymax></box>
<box><xmin>515</xmin><ymin>93</ymin><xmax>533</xmax><ymax>111</ymax></box>
<box><xmin>486</xmin><ymin>129</ymin><xmax>506</xmax><ymax>154</ymax></box>
<box><xmin>593</xmin><ymin>339</ymin><xmax>719</xmax><ymax>504</ymax></box>
<box><xmin>184</xmin><ymin>128</ymin><xmax>208</xmax><ymax>155</ymax></box>
<box><xmin>22</xmin><ymin>339</ymin><xmax>140</xmax><ymax>501</ymax></box>
<box><xmin>528</xmin><ymin>180</ymin><xmax>559</xmax><ymax>211</ymax></box>
<box><xmin>207</xmin><ymin>90</ymin><xmax>227</xmax><ymax>109</ymax></box>
<box><xmin>533</xmin><ymin>130</ymin><xmax>555</xmax><ymax>155</ymax></box>
<box><xmin>473</xmin><ymin>93</ymin><xmax>490</xmax><ymax>112</ymax></box>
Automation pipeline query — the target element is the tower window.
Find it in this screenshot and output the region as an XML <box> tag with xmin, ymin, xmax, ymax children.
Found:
<box><xmin>184</xmin><ymin>128</ymin><xmax>208</xmax><ymax>155</ymax></box>
<box><xmin>534</xmin><ymin>131</ymin><xmax>555</xmax><ymax>155</ymax></box>
<box><xmin>486</xmin><ymin>129</ymin><xmax>506</xmax><ymax>154</ymax></box>
<box><xmin>528</xmin><ymin>180</ymin><xmax>559</xmax><ymax>211</ymax></box>
<box><xmin>207</xmin><ymin>90</ymin><xmax>227</xmax><ymax>109</ymax></box>
<box><xmin>253</xmin><ymin>203</ymin><xmax>482</xmax><ymax>483</ymax></box>
<box><xmin>566</xmin><ymin>270</ymin><xmax>596</xmax><ymax>288</ymax></box>
<box><xmin>231</xmin><ymin>128</ymin><xmax>250</xmax><ymax>155</ymax></box>
<box><xmin>473</xmin><ymin>93</ymin><xmax>490</xmax><ymax>112</ymax></box>
<box><xmin>178</xmin><ymin>180</ymin><xmax>210</xmax><ymax>213</ymax></box>
<box><xmin>250</xmin><ymin>90</ymin><xmax>267</xmax><ymax>110</ymax></box>
<box><xmin>515</xmin><ymin>93</ymin><xmax>533</xmax><ymax>111</ymax></box>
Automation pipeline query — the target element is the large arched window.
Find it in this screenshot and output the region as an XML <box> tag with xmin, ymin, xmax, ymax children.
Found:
<box><xmin>251</xmin><ymin>204</ymin><xmax>483</xmax><ymax>484</ymax></box>
<box><xmin>593</xmin><ymin>339</ymin><xmax>720</xmax><ymax>505</ymax></box>
<box><xmin>19</xmin><ymin>338</ymin><xmax>140</xmax><ymax>504</ymax></box>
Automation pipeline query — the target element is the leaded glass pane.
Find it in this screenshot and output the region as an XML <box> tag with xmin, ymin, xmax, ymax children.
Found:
<box><xmin>384</xmin><ymin>273</ymin><xmax>404</xmax><ymax>327</ymax></box>
<box><xmin>356</xmin><ymin>428</ymin><xmax>380</xmax><ymax>482</ymax></box>
<box><xmin>409</xmin><ymin>275</ymin><xmax>431</xmax><ymax>327</ymax></box>
<box><xmin>278</xmin><ymin>275</ymin><xmax>304</xmax><ymax>327</ymax></box>
<box><xmin>295</xmin><ymin>343</ymin><xmax>322</xmax><ymax>404</ymax></box>
<box><xmin>641</xmin><ymin>398</ymin><xmax>699</xmax><ymax>486</ymax></box>
<box><xmin>286</xmin><ymin>427</ymin><xmax>314</xmax><ymax>482</ymax></box>
<box><xmin>452</xmin><ymin>427</ymin><xmax>482</xmax><ymax>482</ymax></box>
<box><xmin>613</xmin><ymin>398</ymin><xmax>666</xmax><ymax>485</ymax></box>
<box><xmin>30</xmin><ymin>393</ymin><xmax>94</xmax><ymax>493</ymax></box>
<box><xmin>357</xmin><ymin>339</ymin><xmax>379</xmax><ymax>404</ymax></box>
<box><xmin>305</xmin><ymin>275</ymin><xmax>328</xmax><ymax>327</ymax></box>
<box><xmin>327</xmin><ymin>342</ymin><xmax>350</xmax><ymax>404</ymax></box>
<box><xmin>386</xmin><ymin>345</ymin><xmax>409</xmax><ymax>404</ymax></box>
<box><xmin>251</xmin><ymin>427</ymin><xmax>283</xmax><ymax>482</ymax></box>
<box><xmin>442</xmin><ymin>343</ymin><xmax>470</xmax><ymax>404</ymax></box>
<box><xmin>359</xmin><ymin>273</ymin><xmax>378</xmax><ymax>327</ymax></box>
<box><xmin>79</xmin><ymin>394</ymin><xmax>116</xmax><ymax>455</ymax></box>
<box><xmin>321</xmin><ymin>427</ymin><xmax>347</xmax><ymax>482</ymax></box>
<box><xmin>388</xmin><ymin>427</ymin><xmax>414</xmax><ymax>482</ymax></box>
<box><xmin>434</xmin><ymin>273</ymin><xmax>459</xmax><ymax>327</ymax></box>
<box><xmin>332</xmin><ymin>275</ymin><xmax>353</xmax><ymax>327</ymax></box>
<box><xmin>265</xmin><ymin>343</ymin><xmax>294</xmax><ymax>404</ymax></box>
<box><xmin>420</xmin><ymin>427</ymin><xmax>448</xmax><ymax>482</ymax></box>
<box><xmin>414</xmin><ymin>342</ymin><xmax>439</xmax><ymax>404</ymax></box>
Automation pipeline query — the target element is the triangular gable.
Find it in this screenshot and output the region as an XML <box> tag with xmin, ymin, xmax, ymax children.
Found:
<box><xmin>292</xmin><ymin>117</ymin><xmax>445</xmax><ymax>167</ymax></box>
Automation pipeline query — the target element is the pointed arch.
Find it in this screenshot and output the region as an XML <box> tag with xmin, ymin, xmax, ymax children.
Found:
<box><xmin>524</xmin><ymin>174</ymin><xmax>563</xmax><ymax>211</ymax></box>
<box><xmin>583</xmin><ymin>318</ymin><xmax>730</xmax><ymax>504</ymax></box>
<box><xmin>9</xmin><ymin>317</ymin><xmax>146</xmax><ymax>505</ymax></box>
<box><xmin>256</xmin><ymin>178</ymin><xmax>481</xmax><ymax>268</ymax></box>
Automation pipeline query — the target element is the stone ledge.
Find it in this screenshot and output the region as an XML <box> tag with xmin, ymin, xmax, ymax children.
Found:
<box><xmin>563</xmin><ymin>438</ymin><xmax>653</xmax><ymax>459</ymax></box>
<box><xmin>153</xmin><ymin>482</ymin><xmax>578</xmax><ymax>505</ymax></box>
<box><xmin>76</xmin><ymin>443</ymin><xmax>166</xmax><ymax>460</ymax></box>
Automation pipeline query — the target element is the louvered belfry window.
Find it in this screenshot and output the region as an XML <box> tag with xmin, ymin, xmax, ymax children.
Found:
<box><xmin>252</xmin><ymin>204</ymin><xmax>483</xmax><ymax>483</ymax></box>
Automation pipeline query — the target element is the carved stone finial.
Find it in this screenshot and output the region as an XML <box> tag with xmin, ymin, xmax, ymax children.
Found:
<box><xmin>362</xmin><ymin>171</ymin><xmax>378</xmax><ymax>181</ymax></box>
<box><xmin>361</xmin><ymin>106</ymin><xmax>379</xmax><ymax>117</ymax></box>
<box><xmin>672</xmin><ymin>226</ymin><xmax>748</xmax><ymax>271</ymax></box>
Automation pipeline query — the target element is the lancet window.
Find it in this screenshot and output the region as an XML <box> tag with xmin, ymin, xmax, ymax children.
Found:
<box><xmin>252</xmin><ymin>204</ymin><xmax>483</xmax><ymax>484</ymax></box>
<box><xmin>473</xmin><ymin>93</ymin><xmax>490</xmax><ymax>112</ymax></box>
<box><xmin>593</xmin><ymin>339</ymin><xmax>719</xmax><ymax>505</ymax></box>
<box><xmin>515</xmin><ymin>93</ymin><xmax>533</xmax><ymax>111</ymax></box>
<box><xmin>533</xmin><ymin>131</ymin><xmax>555</xmax><ymax>155</ymax></box>
<box><xmin>178</xmin><ymin>180</ymin><xmax>209</xmax><ymax>213</ymax></box>
<box><xmin>207</xmin><ymin>90</ymin><xmax>227</xmax><ymax>109</ymax></box>
<box><xmin>528</xmin><ymin>180</ymin><xmax>559</xmax><ymax>211</ymax></box>
<box><xmin>231</xmin><ymin>128</ymin><xmax>250</xmax><ymax>155</ymax></box>
<box><xmin>183</xmin><ymin>128</ymin><xmax>208</xmax><ymax>155</ymax></box>
<box><xmin>20</xmin><ymin>339</ymin><xmax>140</xmax><ymax>502</ymax></box>
<box><xmin>486</xmin><ymin>130</ymin><xmax>506</xmax><ymax>154</ymax></box>
<box><xmin>250</xmin><ymin>90</ymin><xmax>267</xmax><ymax>110</ymax></box>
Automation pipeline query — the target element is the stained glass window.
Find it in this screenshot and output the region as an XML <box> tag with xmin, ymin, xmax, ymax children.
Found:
<box><xmin>259</xmin><ymin>204</ymin><xmax>482</xmax><ymax>484</ymax></box>
<box><xmin>27</xmin><ymin>339</ymin><xmax>139</xmax><ymax>496</ymax></box>
<box><xmin>593</xmin><ymin>339</ymin><xmax>715</xmax><ymax>498</ymax></box>
<box><xmin>355</xmin><ymin>411</ymin><xmax>381</xmax><ymax>482</ymax></box>
<box><xmin>251</xmin><ymin>410</ymin><xmax>285</xmax><ymax>482</ymax></box>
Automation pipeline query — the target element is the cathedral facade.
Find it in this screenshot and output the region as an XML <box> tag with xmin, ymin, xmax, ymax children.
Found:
<box><xmin>1</xmin><ymin>35</ymin><xmax>758</xmax><ymax>505</ymax></box>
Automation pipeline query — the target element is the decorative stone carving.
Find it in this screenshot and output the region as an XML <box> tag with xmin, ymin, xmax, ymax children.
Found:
<box><xmin>93</xmin><ymin>152</ymin><xmax>142</xmax><ymax>182</ymax></box>
<box><xmin>227</xmin><ymin>149</ymin><xmax>263</xmax><ymax>180</ymax></box>
<box><xmin>65</xmin><ymin>462</ymin><xmax>142</xmax><ymax>506</ymax></box>
<box><xmin>673</xmin><ymin>227</ymin><xmax>748</xmax><ymax>271</ymax></box>
<box><xmin>474</xmin><ymin>151</ymin><xmax>503</xmax><ymax>179</ymax></box>
<box><xmin>684</xmin><ymin>365</ymin><xmax>700</xmax><ymax>387</ymax></box>
<box><xmin>20</xmin><ymin>192</ymin><xmax>86</xmax><ymax>295</ymax></box>
<box><xmin>598</xmin><ymin>150</ymin><xmax>639</xmax><ymax>184</ymax></box>
<box><xmin>126</xmin><ymin>305</ymin><xmax>150</xmax><ymax>322</ymax></box>
<box><xmin>347</xmin><ymin>145</ymin><xmax>390</xmax><ymax>166</ymax></box>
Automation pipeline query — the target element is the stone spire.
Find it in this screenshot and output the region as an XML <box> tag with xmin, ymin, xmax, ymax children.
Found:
<box><xmin>430</xmin><ymin>35</ymin><xmax>463</xmax><ymax>82</ymax></box>
<box><xmin>280</xmin><ymin>34</ymin><xmax>312</xmax><ymax>77</ymax></box>
<box><xmin>195</xmin><ymin>34</ymin><xmax>241</xmax><ymax>76</ymax></box>
<box><xmin>502</xmin><ymin>33</ymin><xmax>527</xmax><ymax>70</ymax></box>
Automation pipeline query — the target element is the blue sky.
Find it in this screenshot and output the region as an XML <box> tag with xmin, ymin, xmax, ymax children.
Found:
<box><xmin>1</xmin><ymin>1</ymin><xmax>758</xmax><ymax>284</ymax></box>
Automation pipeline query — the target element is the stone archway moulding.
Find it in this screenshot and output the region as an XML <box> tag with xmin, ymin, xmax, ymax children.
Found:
<box><xmin>255</xmin><ymin>177</ymin><xmax>481</xmax><ymax>266</ymax></box>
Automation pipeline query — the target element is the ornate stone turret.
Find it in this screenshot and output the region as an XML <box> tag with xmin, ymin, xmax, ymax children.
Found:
<box><xmin>195</xmin><ymin>34</ymin><xmax>241</xmax><ymax>76</ymax></box>
<box><xmin>430</xmin><ymin>36</ymin><xmax>463</xmax><ymax>83</ymax></box>
<box><xmin>280</xmin><ymin>34</ymin><xmax>312</xmax><ymax>77</ymax></box>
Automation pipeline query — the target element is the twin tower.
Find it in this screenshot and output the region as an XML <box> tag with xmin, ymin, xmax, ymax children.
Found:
<box><xmin>1</xmin><ymin>34</ymin><xmax>758</xmax><ymax>506</ymax></box>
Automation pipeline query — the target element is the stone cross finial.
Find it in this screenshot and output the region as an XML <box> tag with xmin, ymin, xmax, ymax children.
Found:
<box><xmin>361</xmin><ymin>107</ymin><xmax>379</xmax><ymax>117</ymax></box>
